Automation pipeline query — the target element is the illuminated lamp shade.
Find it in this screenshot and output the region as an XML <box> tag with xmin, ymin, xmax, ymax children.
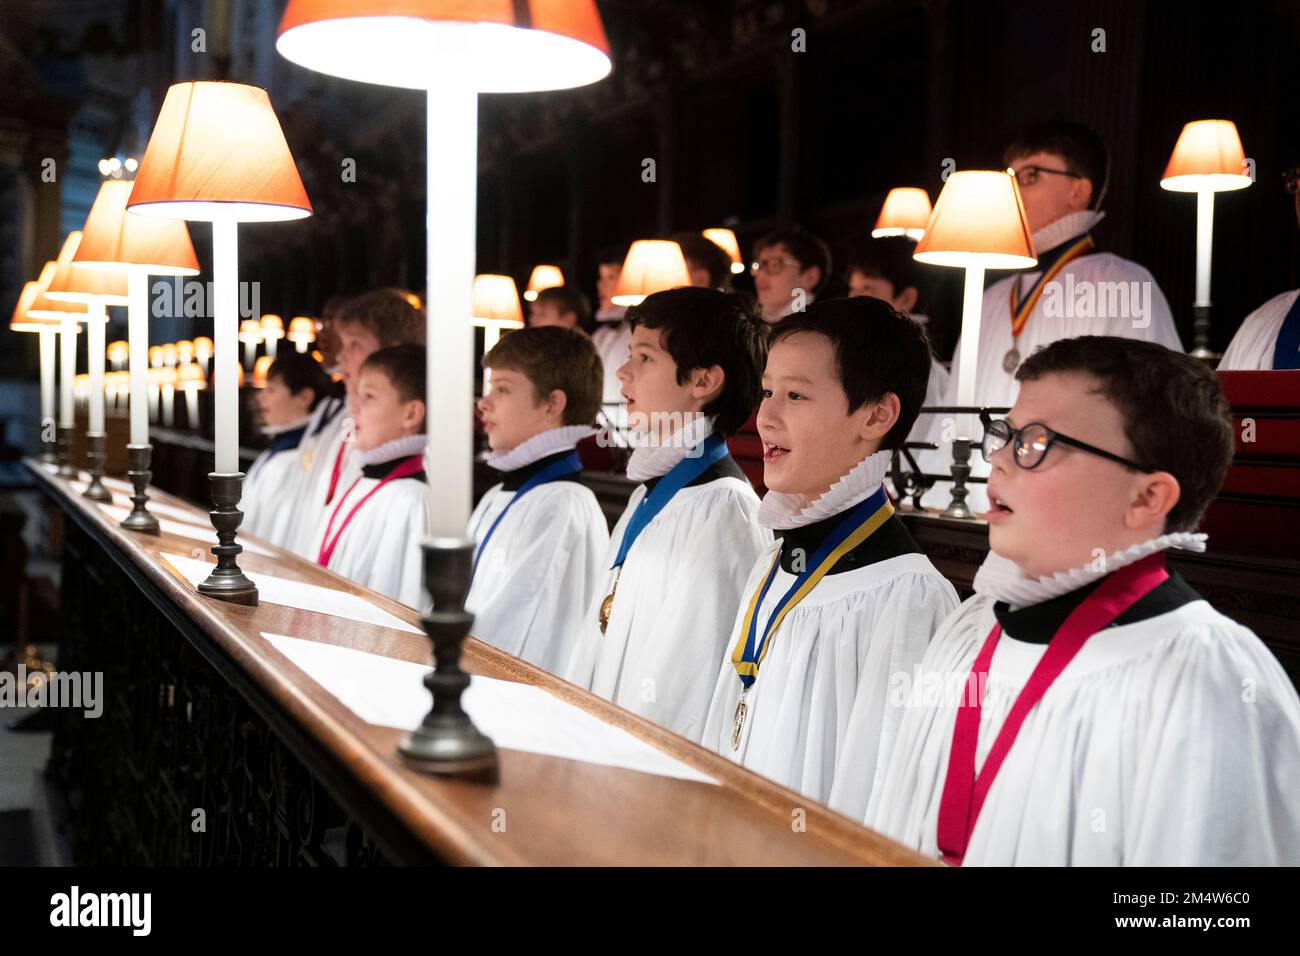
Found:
<box><xmin>287</xmin><ymin>316</ymin><xmax>316</xmax><ymax>351</ymax></box>
<box><xmin>611</xmin><ymin>240</ymin><xmax>691</xmax><ymax>306</ymax></box>
<box><xmin>148</xmin><ymin>346</ymin><xmax>164</xmax><ymax>368</ymax></box>
<box><xmin>260</xmin><ymin>314</ymin><xmax>284</xmax><ymax>339</ymax></box>
<box><xmin>1160</xmin><ymin>120</ymin><xmax>1251</xmax><ymax>193</ymax></box>
<box><xmin>702</xmin><ymin>228</ymin><xmax>744</xmax><ymax>274</ymax></box>
<box><xmin>193</xmin><ymin>337</ymin><xmax>213</xmax><ymax>362</ymax></box>
<box><xmin>161</xmin><ymin>342</ymin><xmax>179</xmax><ymax>367</ymax></box>
<box><xmin>9</xmin><ymin>281</ymin><xmax>59</xmax><ymax>332</ymax></box>
<box><xmin>276</xmin><ymin>0</ymin><xmax>612</xmax><ymax>93</ymax></box>
<box><xmin>524</xmin><ymin>264</ymin><xmax>564</xmax><ymax>301</ymax></box>
<box><xmin>252</xmin><ymin>354</ymin><xmax>274</xmax><ymax>388</ymax></box>
<box><xmin>872</xmin><ymin>187</ymin><xmax>933</xmax><ymax>240</ymax></box>
<box><xmin>44</xmin><ymin>231</ymin><xmax>128</xmax><ymax>306</ymax></box>
<box><xmin>71</xmin><ymin>179</ymin><xmax>200</xmax><ymax>274</ymax></box>
<box><xmin>176</xmin><ymin>339</ymin><xmax>194</xmax><ymax>364</ymax></box>
<box><xmin>27</xmin><ymin>262</ymin><xmax>84</xmax><ymax>321</ymax></box>
<box><xmin>472</xmin><ymin>274</ymin><xmax>524</xmax><ymax>326</ymax></box>
<box><xmin>107</xmin><ymin>340</ymin><xmax>129</xmax><ymax>366</ymax></box>
<box><xmin>177</xmin><ymin>363</ymin><xmax>207</xmax><ymax>390</ymax></box>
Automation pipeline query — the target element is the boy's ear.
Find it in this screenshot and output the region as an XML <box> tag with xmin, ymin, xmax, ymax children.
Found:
<box><xmin>544</xmin><ymin>387</ymin><xmax>568</xmax><ymax>420</ymax></box>
<box><xmin>859</xmin><ymin>391</ymin><xmax>902</xmax><ymax>443</ymax></box>
<box><xmin>800</xmin><ymin>265</ymin><xmax>823</xmax><ymax>292</ymax></box>
<box><xmin>1125</xmin><ymin>470</ymin><xmax>1180</xmax><ymax>532</ymax></box>
<box><xmin>404</xmin><ymin>398</ymin><xmax>427</xmax><ymax>433</ymax></box>
<box><xmin>894</xmin><ymin>286</ymin><xmax>919</xmax><ymax>313</ymax></box>
<box><xmin>689</xmin><ymin>364</ymin><xmax>726</xmax><ymax>404</ymax></box>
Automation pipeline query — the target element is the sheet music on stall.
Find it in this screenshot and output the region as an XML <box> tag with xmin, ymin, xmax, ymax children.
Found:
<box><xmin>260</xmin><ymin>632</ymin><xmax>718</xmax><ymax>785</ymax></box>
<box><xmin>160</xmin><ymin>551</ymin><xmax>423</xmax><ymax>635</ymax></box>
<box><xmin>88</xmin><ymin>501</ymin><xmax>275</xmax><ymax>556</ymax></box>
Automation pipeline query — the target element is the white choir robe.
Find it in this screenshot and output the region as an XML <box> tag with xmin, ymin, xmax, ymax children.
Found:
<box><xmin>563</xmin><ymin>476</ymin><xmax>769</xmax><ymax>742</ymax></box>
<box><xmin>285</xmin><ymin>413</ymin><xmax>361</xmax><ymax>559</ymax></box>
<box><xmin>465</xmin><ymin>481</ymin><xmax>610</xmax><ymax>674</ymax></box>
<box><xmin>865</xmin><ymin>594</ymin><xmax>1300</xmax><ymax>865</ymax></box>
<box><xmin>921</xmin><ymin>253</ymin><xmax>1182</xmax><ymax>512</ymax></box>
<box><xmin>1219</xmin><ymin>289</ymin><xmax>1299</xmax><ymax>370</ymax></box>
<box><xmin>241</xmin><ymin>440</ymin><xmax>305</xmax><ymax>545</ymax></box>
<box><xmin>309</xmin><ymin>471</ymin><xmax>429</xmax><ymax>609</ymax></box>
<box><xmin>701</xmin><ymin>544</ymin><xmax>958</xmax><ymax>815</ymax></box>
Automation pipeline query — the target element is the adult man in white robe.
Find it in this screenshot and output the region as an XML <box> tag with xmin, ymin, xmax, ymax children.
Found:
<box><xmin>564</xmin><ymin>288</ymin><xmax>771</xmax><ymax>742</ymax></box>
<box><xmin>283</xmin><ymin>289</ymin><xmax>425</xmax><ymax>558</ymax></box>
<box><xmin>866</xmin><ymin>337</ymin><xmax>1300</xmax><ymax>865</ymax></box>
<box><xmin>924</xmin><ymin>122</ymin><xmax>1183</xmax><ymax>513</ymax></box>
<box><xmin>1220</xmin><ymin>163</ymin><xmax>1300</xmax><ymax>369</ymax></box>
<box><xmin>701</xmin><ymin>299</ymin><xmax>958</xmax><ymax>815</ymax></box>
<box><xmin>466</xmin><ymin>327</ymin><xmax>610</xmax><ymax>674</ymax></box>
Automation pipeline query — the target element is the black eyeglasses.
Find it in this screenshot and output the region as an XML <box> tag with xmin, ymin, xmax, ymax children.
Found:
<box><xmin>1010</xmin><ymin>165</ymin><xmax>1084</xmax><ymax>188</ymax></box>
<box><xmin>979</xmin><ymin>411</ymin><xmax>1148</xmax><ymax>471</ymax></box>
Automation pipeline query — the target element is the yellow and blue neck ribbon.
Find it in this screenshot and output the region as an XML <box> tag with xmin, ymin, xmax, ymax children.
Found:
<box><xmin>731</xmin><ymin>484</ymin><xmax>894</xmax><ymax>690</ymax></box>
<box><xmin>1008</xmin><ymin>233</ymin><xmax>1094</xmax><ymax>338</ymax></box>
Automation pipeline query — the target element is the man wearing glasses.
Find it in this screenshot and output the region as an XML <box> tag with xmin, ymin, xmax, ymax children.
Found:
<box><xmin>748</xmin><ymin>225</ymin><xmax>832</xmax><ymax>323</ymax></box>
<box><xmin>1219</xmin><ymin>163</ymin><xmax>1300</xmax><ymax>369</ymax></box>
<box><xmin>924</xmin><ymin>121</ymin><xmax>1182</xmax><ymax>513</ymax></box>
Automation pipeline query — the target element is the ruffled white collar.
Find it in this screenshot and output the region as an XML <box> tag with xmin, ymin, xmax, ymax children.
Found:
<box><xmin>973</xmin><ymin>531</ymin><xmax>1206</xmax><ymax>611</ymax></box>
<box><xmin>485</xmin><ymin>424</ymin><xmax>596</xmax><ymax>472</ymax></box>
<box><xmin>260</xmin><ymin>414</ymin><xmax>311</xmax><ymax>438</ymax></box>
<box><xmin>356</xmin><ymin>433</ymin><xmax>426</xmax><ymax>468</ymax></box>
<box><xmin>626</xmin><ymin>413</ymin><xmax>717</xmax><ymax>482</ymax></box>
<box><xmin>1031</xmin><ymin>209</ymin><xmax>1105</xmax><ymax>258</ymax></box>
<box><xmin>758</xmin><ymin>450</ymin><xmax>891</xmax><ymax>530</ymax></box>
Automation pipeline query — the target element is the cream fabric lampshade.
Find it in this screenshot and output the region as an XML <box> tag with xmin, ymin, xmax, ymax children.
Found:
<box><xmin>8</xmin><ymin>281</ymin><xmax>61</xmax><ymax>332</ymax></box>
<box><xmin>27</xmin><ymin>262</ymin><xmax>84</xmax><ymax>320</ymax></box>
<box><xmin>260</xmin><ymin>314</ymin><xmax>285</xmax><ymax>340</ymax></box>
<box><xmin>702</xmin><ymin>228</ymin><xmax>744</xmax><ymax>274</ymax></box>
<box><xmin>872</xmin><ymin>187</ymin><xmax>933</xmax><ymax>240</ymax></box>
<box><xmin>1160</xmin><ymin>120</ymin><xmax>1252</xmax><ymax>192</ymax></box>
<box><xmin>913</xmin><ymin>171</ymin><xmax>1037</xmax><ymax>269</ymax></box>
<box><xmin>524</xmin><ymin>265</ymin><xmax>564</xmax><ymax>301</ymax></box>
<box><xmin>45</xmin><ymin>231</ymin><xmax>128</xmax><ymax>305</ymax></box>
<box><xmin>72</xmin><ymin>179</ymin><xmax>200</xmax><ymax>274</ymax></box>
<box><xmin>277</xmin><ymin>0</ymin><xmax>611</xmax><ymax>92</ymax></box>
<box><xmin>128</xmin><ymin>82</ymin><xmax>312</xmax><ymax>222</ymax></box>
<box><xmin>612</xmin><ymin>240</ymin><xmax>691</xmax><ymax>306</ymax></box>
<box><xmin>472</xmin><ymin>274</ymin><xmax>524</xmax><ymax>326</ymax></box>
<box><xmin>287</xmin><ymin>316</ymin><xmax>316</xmax><ymax>346</ymax></box>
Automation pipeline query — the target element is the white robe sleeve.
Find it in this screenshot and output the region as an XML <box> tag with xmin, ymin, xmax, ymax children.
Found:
<box><xmin>1218</xmin><ymin>290</ymin><xmax>1299</xmax><ymax>370</ymax></box>
<box><xmin>465</xmin><ymin>483</ymin><xmax>609</xmax><ymax>675</ymax></box>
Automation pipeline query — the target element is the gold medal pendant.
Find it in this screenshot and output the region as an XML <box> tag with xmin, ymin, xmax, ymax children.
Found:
<box><xmin>730</xmin><ymin>691</ymin><xmax>749</xmax><ymax>751</ymax></box>
<box><xmin>1002</xmin><ymin>347</ymin><xmax>1021</xmax><ymax>373</ymax></box>
<box><xmin>301</xmin><ymin>447</ymin><xmax>314</xmax><ymax>471</ymax></box>
<box><xmin>598</xmin><ymin>568</ymin><xmax>621</xmax><ymax>636</ymax></box>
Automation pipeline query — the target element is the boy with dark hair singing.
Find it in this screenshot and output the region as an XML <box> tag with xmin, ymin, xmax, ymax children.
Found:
<box><xmin>564</xmin><ymin>287</ymin><xmax>770</xmax><ymax>741</ymax></box>
<box><xmin>702</xmin><ymin>297</ymin><xmax>958</xmax><ymax>815</ymax></box>
<box><xmin>866</xmin><ymin>336</ymin><xmax>1300</xmax><ymax>865</ymax></box>
<box><xmin>468</xmin><ymin>326</ymin><xmax>609</xmax><ymax>673</ymax></box>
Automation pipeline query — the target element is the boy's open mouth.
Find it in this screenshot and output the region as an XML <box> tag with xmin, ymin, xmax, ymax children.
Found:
<box><xmin>988</xmin><ymin>491</ymin><xmax>1014</xmax><ymax>515</ymax></box>
<box><xmin>762</xmin><ymin>440</ymin><xmax>790</xmax><ymax>463</ymax></box>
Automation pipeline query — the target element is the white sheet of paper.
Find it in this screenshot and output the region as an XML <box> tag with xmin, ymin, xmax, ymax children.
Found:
<box><xmin>69</xmin><ymin>476</ymin><xmax>247</xmax><ymax>530</ymax></box>
<box><xmin>93</xmin><ymin>502</ymin><xmax>273</xmax><ymax>557</ymax></box>
<box><xmin>261</xmin><ymin>632</ymin><xmax>717</xmax><ymax>785</ymax></box>
<box><xmin>161</xmin><ymin>551</ymin><xmax>423</xmax><ymax>635</ymax></box>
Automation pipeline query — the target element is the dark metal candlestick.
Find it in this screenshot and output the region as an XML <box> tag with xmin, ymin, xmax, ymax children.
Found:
<box><xmin>1190</xmin><ymin>303</ymin><xmax>1218</xmax><ymax>361</ymax></box>
<box><xmin>83</xmin><ymin>432</ymin><xmax>112</xmax><ymax>502</ymax></box>
<box><xmin>196</xmin><ymin>472</ymin><xmax>258</xmax><ymax>606</ymax></box>
<box><xmin>942</xmin><ymin>437</ymin><xmax>975</xmax><ymax>520</ymax></box>
<box><xmin>56</xmin><ymin>425</ymin><xmax>76</xmax><ymax>478</ymax></box>
<box><xmin>399</xmin><ymin>537</ymin><xmax>498</xmax><ymax>778</ymax></box>
<box><xmin>120</xmin><ymin>443</ymin><xmax>160</xmax><ymax>535</ymax></box>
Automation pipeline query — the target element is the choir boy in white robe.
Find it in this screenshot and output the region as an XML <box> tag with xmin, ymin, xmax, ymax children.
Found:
<box><xmin>466</xmin><ymin>326</ymin><xmax>610</xmax><ymax>674</ymax></box>
<box><xmin>310</xmin><ymin>344</ymin><xmax>430</xmax><ymax>609</ymax></box>
<box><xmin>751</xmin><ymin>226</ymin><xmax>831</xmax><ymax>324</ymax></box>
<box><xmin>846</xmin><ymin>238</ymin><xmax>950</xmax><ymax>444</ymax></box>
<box><xmin>243</xmin><ymin>351</ymin><xmax>337</xmax><ymax>546</ymax></box>
<box><xmin>590</xmin><ymin>246</ymin><xmax>631</xmax><ymax>442</ymax></box>
<box><xmin>866</xmin><ymin>336</ymin><xmax>1300</xmax><ymax>866</ymax></box>
<box><xmin>283</xmin><ymin>289</ymin><xmax>425</xmax><ymax>558</ymax></box>
<box><xmin>924</xmin><ymin>122</ymin><xmax>1183</xmax><ymax>512</ymax></box>
<box><xmin>1220</xmin><ymin>165</ymin><xmax>1300</xmax><ymax>369</ymax></box>
<box><xmin>564</xmin><ymin>288</ymin><xmax>771</xmax><ymax>741</ymax></box>
<box><xmin>701</xmin><ymin>298</ymin><xmax>958</xmax><ymax>813</ymax></box>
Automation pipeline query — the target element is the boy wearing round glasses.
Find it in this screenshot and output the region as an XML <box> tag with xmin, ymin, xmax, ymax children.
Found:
<box><xmin>864</xmin><ymin>335</ymin><xmax>1300</xmax><ymax>865</ymax></box>
<box><xmin>749</xmin><ymin>225</ymin><xmax>832</xmax><ymax>324</ymax></box>
<box><xmin>925</xmin><ymin>122</ymin><xmax>1183</xmax><ymax>513</ymax></box>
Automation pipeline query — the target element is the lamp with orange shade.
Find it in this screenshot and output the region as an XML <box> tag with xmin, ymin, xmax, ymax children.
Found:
<box><xmin>524</xmin><ymin>264</ymin><xmax>565</xmax><ymax>301</ymax></box>
<box><xmin>277</xmin><ymin>0</ymin><xmax>611</xmax><ymax>776</ymax></box>
<box><xmin>176</xmin><ymin>339</ymin><xmax>194</xmax><ymax>365</ymax></box>
<box><xmin>128</xmin><ymin>80</ymin><xmax>311</xmax><ymax>604</ymax></box>
<box><xmin>193</xmin><ymin>336</ymin><xmax>213</xmax><ymax>374</ymax></box>
<box><xmin>1160</xmin><ymin>119</ymin><xmax>1252</xmax><ymax>359</ymax></box>
<box><xmin>612</xmin><ymin>240</ymin><xmax>691</xmax><ymax>306</ymax></box>
<box><xmin>287</xmin><ymin>316</ymin><xmax>316</xmax><ymax>352</ymax></box>
<box><xmin>872</xmin><ymin>187</ymin><xmax>933</xmax><ymax>240</ymax></box>
<box><xmin>239</xmin><ymin>319</ymin><xmax>263</xmax><ymax>371</ymax></box>
<box><xmin>251</xmin><ymin>354</ymin><xmax>274</xmax><ymax>389</ymax></box>
<box><xmin>913</xmin><ymin>169</ymin><xmax>1037</xmax><ymax>518</ymax></box>
<box><xmin>702</xmin><ymin>228</ymin><xmax>744</xmax><ymax>274</ymax></box>
<box><xmin>27</xmin><ymin>259</ymin><xmax>86</xmax><ymax>476</ymax></box>
<box><xmin>178</xmin><ymin>362</ymin><xmax>206</xmax><ymax>427</ymax></box>
<box><xmin>9</xmin><ymin>279</ymin><xmax>63</xmax><ymax>465</ymax></box>
<box><xmin>260</xmin><ymin>314</ymin><xmax>285</xmax><ymax>359</ymax></box>
<box><xmin>472</xmin><ymin>273</ymin><xmax>525</xmax><ymax>394</ymax></box>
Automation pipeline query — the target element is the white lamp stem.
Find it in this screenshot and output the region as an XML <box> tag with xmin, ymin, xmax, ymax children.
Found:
<box><xmin>87</xmin><ymin>298</ymin><xmax>107</xmax><ymax>434</ymax></box>
<box><xmin>956</xmin><ymin>263</ymin><xmax>985</xmax><ymax>438</ymax></box>
<box><xmin>1194</xmin><ymin>189</ymin><xmax>1214</xmax><ymax>308</ymax></box>
<box><xmin>60</xmin><ymin>317</ymin><xmax>78</xmax><ymax>429</ymax></box>
<box><xmin>424</xmin><ymin>85</ymin><xmax>478</xmax><ymax>537</ymax></box>
<box><xmin>213</xmin><ymin>219</ymin><xmax>240</xmax><ymax>474</ymax></box>
<box><xmin>128</xmin><ymin>270</ymin><xmax>150</xmax><ymax>445</ymax></box>
<box><xmin>39</xmin><ymin>329</ymin><xmax>55</xmax><ymax>437</ymax></box>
